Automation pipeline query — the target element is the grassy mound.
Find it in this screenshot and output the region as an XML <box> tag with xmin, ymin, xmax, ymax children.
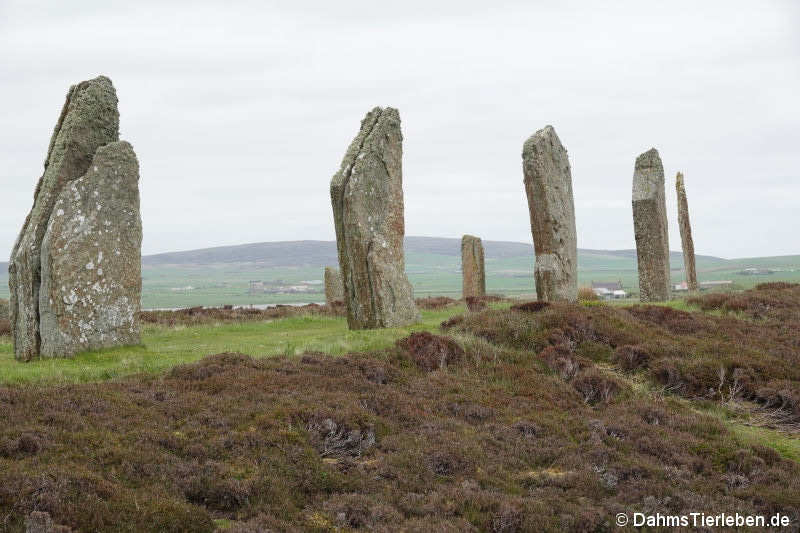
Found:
<box><xmin>0</xmin><ymin>285</ymin><xmax>799</xmax><ymax>530</ymax></box>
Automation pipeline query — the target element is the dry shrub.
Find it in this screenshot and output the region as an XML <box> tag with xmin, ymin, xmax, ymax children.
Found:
<box><xmin>688</xmin><ymin>283</ymin><xmax>800</xmax><ymax>320</ymax></box>
<box><xmin>323</xmin><ymin>493</ymin><xmax>402</xmax><ymax>529</ymax></box>
<box><xmin>138</xmin><ymin>302</ymin><xmax>343</xmax><ymax>327</ymax></box>
<box><xmin>510</xmin><ymin>301</ymin><xmax>550</xmax><ymax>313</ymax></box>
<box><xmin>0</xmin><ymin>318</ymin><xmax>10</xmax><ymax>337</ymax></box>
<box><xmin>0</xmin><ymin>432</ymin><xmax>43</xmax><ymax>458</ymax></box>
<box><xmin>539</xmin><ymin>344</ymin><xmax>583</xmax><ymax>381</ymax></box>
<box><xmin>755</xmin><ymin>282</ymin><xmax>795</xmax><ymax>290</ymax></box>
<box><xmin>0</xmin><ymin>298</ymin><xmax>9</xmax><ymax>321</ymax></box>
<box><xmin>168</xmin><ymin>352</ymin><xmax>261</xmax><ymax>381</ymax></box>
<box><xmin>614</xmin><ymin>345</ymin><xmax>651</xmax><ymax>372</ymax></box>
<box><xmin>447</xmin><ymin>402</ymin><xmax>495</xmax><ymax>424</ymax></box>
<box><xmin>396</xmin><ymin>332</ymin><xmax>465</xmax><ymax>371</ymax></box>
<box><xmin>427</xmin><ymin>449</ymin><xmax>468</xmax><ymax>476</ymax></box>
<box><xmin>306</xmin><ymin>418</ymin><xmax>376</xmax><ymax>458</ymax></box>
<box><xmin>625</xmin><ymin>305</ymin><xmax>702</xmax><ymax>334</ymax></box>
<box><xmin>578</xmin><ymin>287</ymin><xmax>598</xmax><ymax>301</ymax></box>
<box><xmin>572</xmin><ymin>370</ymin><xmax>621</xmax><ymax>405</ymax></box>
<box><xmin>25</xmin><ymin>511</ymin><xmax>72</xmax><ymax>533</ymax></box>
<box><xmin>439</xmin><ymin>314</ymin><xmax>465</xmax><ymax>330</ymax></box>
<box><xmin>465</xmin><ymin>296</ymin><xmax>488</xmax><ymax>312</ymax></box>
<box><xmin>416</xmin><ymin>296</ymin><xmax>457</xmax><ymax>310</ymax></box>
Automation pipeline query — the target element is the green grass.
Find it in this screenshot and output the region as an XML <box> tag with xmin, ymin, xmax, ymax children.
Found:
<box><xmin>0</xmin><ymin>305</ymin><xmax>475</xmax><ymax>385</ymax></box>
<box><xmin>727</xmin><ymin>423</ymin><xmax>800</xmax><ymax>463</ymax></box>
<box><xmin>696</xmin><ymin>402</ymin><xmax>800</xmax><ymax>463</ymax></box>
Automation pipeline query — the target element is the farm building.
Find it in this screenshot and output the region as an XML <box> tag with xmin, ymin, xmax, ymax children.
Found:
<box><xmin>591</xmin><ymin>281</ymin><xmax>627</xmax><ymax>299</ymax></box>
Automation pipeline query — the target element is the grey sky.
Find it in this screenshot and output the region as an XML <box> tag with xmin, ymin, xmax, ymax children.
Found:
<box><xmin>1</xmin><ymin>0</ymin><xmax>798</xmax><ymax>260</ymax></box>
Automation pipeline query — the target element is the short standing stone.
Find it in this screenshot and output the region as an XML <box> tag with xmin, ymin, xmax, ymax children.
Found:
<box><xmin>9</xmin><ymin>76</ymin><xmax>119</xmax><ymax>360</ymax></box>
<box><xmin>330</xmin><ymin>107</ymin><xmax>420</xmax><ymax>329</ymax></box>
<box><xmin>38</xmin><ymin>141</ymin><xmax>142</xmax><ymax>357</ymax></box>
<box><xmin>324</xmin><ymin>266</ymin><xmax>344</xmax><ymax>305</ymax></box>
<box><xmin>632</xmin><ymin>148</ymin><xmax>670</xmax><ymax>302</ymax></box>
<box><xmin>522</xmin><ymin>125</ymin><xmax>578</xmax><ymax>302</ymax></box>
<box><xmin>461</xmin><ymin>235</ymin><xmax>485</xmax><ymax>299</ymax></box>
<box><xmin>675</xmin><ymin>172</ymin><xmax>698</xmax><ymax>292</ymax></box>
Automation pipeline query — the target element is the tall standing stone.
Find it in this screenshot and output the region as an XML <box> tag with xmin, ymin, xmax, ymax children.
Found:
<box><xmin>461</xmin><ymin>235</ymin><xmax>485</xmax><ymax>299</ymax></box>
<box><xmin>8</xmin><ymin>76</ymin><xmax>141</xmax><ymax>360</ymax></box>
<box><xmin>324</xmin><ymin>266</ymin><xmax>344</xmax><ymax>306</ymax></box>
<box><xmin>522</xmin><ymin>125</ymin><xmax>578</xmax><ymax>302</ymax></box>
<box><xmin>330</xmin><ymin>107</ymin><xmax>419</xmax><ymax>329</ymax></box>
<box><xmin>38</xmin><ymin>141</ymin><xmax>142</xmax><ymax>357</ymax></box>
<box><xmin>632</xmin><ymin>148</ymin><xmax>670</xmax><ymax>302</ymax></box>
<box><xmin>675</xmin><ymin>172</ymin><xmax>697</xmax><ymax>292</ymax></box>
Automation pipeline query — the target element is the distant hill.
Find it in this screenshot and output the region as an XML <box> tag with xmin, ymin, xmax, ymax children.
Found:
<box><xmin>140</xmin><ymin>237</ymin><xmax>727</xmax><ymax>268</ymax></box>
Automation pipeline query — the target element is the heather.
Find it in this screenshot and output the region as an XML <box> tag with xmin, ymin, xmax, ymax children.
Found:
<box><xmin>0</xmin><ymin>286</ymin><xmax>798</xmax><ymax>530</ymax></box>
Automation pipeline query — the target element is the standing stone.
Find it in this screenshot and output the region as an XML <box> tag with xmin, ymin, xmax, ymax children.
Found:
<box><xmin>522</xmin><ymin>125</ymin><xmax>578</xmax><ymax>302</ymax></box>
<box><xmin>324</xmin><ymin>266</ymin><xmax>344</xmax><ymax>306</ymax></box>
<box><xmin>8</xmin><ymin>76</ymin><xmax>141</xmax><ymax>359</ymax></box>
<box><xmin>461</xmin><ymin>235</ymin><xmax>485</xmax><ymax>299</ymax></box>
<box><xmin>38</xmin><ymin>141</ymin><xmax>142</xmax><ymax>357</ymax></box>
<box><xmin>675</xmin><ymin>172</ymin><xmax>698</xmax><ymax>292</ymax></box>
<box><xmin>632</xmin><ymin>148</ymin><xmax>671</xmax><ymax>302</ymax></box>
<box><xmin>330</xmin><ymin>107</ymin><xmax>419</xmax><ymax>329</ymax></box>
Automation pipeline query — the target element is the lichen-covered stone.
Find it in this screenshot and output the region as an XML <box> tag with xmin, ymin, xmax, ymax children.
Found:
<box><xmin>330</xmin><ymin>107</ymin><xmax>419</xmax><ymax>329</ymax></box>
<box><xmin>675</xmin><ymin>172</ymin><xmax>698</xmax><ymax>292</ymax></box>
<box><xmin>324</xmin><ymin>266</ymin><xmax>344</xmax><ymax>305</ymax></box>
<box><xmin>461</xmin><ymin>235</ymin><xmax>485</xmax><ymax>299</ymax></box>
<box><xmin>9</xmin><ymin>76</ymin><xmax>119</xmax><ymax>360</ymax></box>
<box><xmin>522</xmin><ymin>125</ymin><xmax>578</xmax><ymax>302</ymax></box>
<box><xmin>38</xmin><ymin>141</ymin><xmax>141</xmax><ymax>357</ymax></box>
<box><xmin>632</xmin><ymin>149</ymin><xmax>670</xmax><ymax>302</ymax></box>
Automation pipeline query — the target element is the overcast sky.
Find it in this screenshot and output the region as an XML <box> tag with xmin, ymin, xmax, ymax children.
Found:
<box><xmin>1</xmin><ymin>1</ymin><xmax>798</xmax><ymax>260</ymax></box>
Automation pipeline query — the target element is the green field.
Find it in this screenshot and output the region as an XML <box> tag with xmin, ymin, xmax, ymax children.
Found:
<box><xmin>2</xmin><ymin>238</ymin><xmax>799</xmax><ymax>309</ymax></box>
<box><xmin>0</xmin><ymin>305</ymin><xmax>472</xmax><ymax>385</ymax></box>
<box><xmin>133</xmin><ymin>252</ymin><xmax>800</xmax><ymax>309</ymax></box>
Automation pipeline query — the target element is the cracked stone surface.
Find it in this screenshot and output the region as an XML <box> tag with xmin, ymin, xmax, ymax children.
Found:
<box><xmin>632</xmin><ymin>148</ymin><xmax>671</xmax><ymax>302</ymax></box>
<box><xmin>39</xmin><ymin>141</ymin><xmax>141</xmax><ymax>358</ymax></box>
<box><xmin>8</xmin><ymin>76</ymin><xmax>141</xmax><ymax>359</ymax></box>
<box><xmin>676</xmin><ymin>172</ymin><xmax>697</xmax><ymax>292</ymax></box>
<box><xmin>324</xmin><ymin>266</ymin><xmax>344</xmax><ymax>305</ymax></box>
<box><xmin>330</xmin><ymin>107</ymin><xmax>419</xmax><ymax>329</ymax></box>
<box><xmin>522</xmin><ymin>125</ymin><xmax>578</xmax><ymax>302</ymax></box>
<box><xmin>461</xmin><ymin>235</ymin><xmax>485</xmax><ymax>299</ymax></box>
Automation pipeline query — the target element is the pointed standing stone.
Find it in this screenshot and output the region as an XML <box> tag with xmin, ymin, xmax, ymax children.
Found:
<box><xmin>675</xmin><ymin>172</ymin><xmax>698</xmax><ymax>292</ymax></box>
<box><xmin>522</xmin><ymin>125</ymin><xmax>578</xmax><ymax>302</ymax></box>
<box><xmin>324</xmin><ymin>266</ymin><xmax>344</xmax><ymax>306</ymax></box>
<box><xmin>632</xmin><ymin>149</ymin><xmax>670</xmax><ymax>302</ymax></box>
<box><xmin>461</xmin><ymin>235</ymin><xmax>485</xmax><ymax>299</ymax></box>
<box><xmin>9</xmin><ymin>76</ymin><xmax>120</xmax><ymax>360</ymax></box>
<box><xmin>330</xmin><ymin>107</ymin><xmax>419</xmax><ymax>329</ymax></box>
<box><xmin>8</xmin><ymin>76</ymin><xmax>142</xmax><ymax>359</ymax></box>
